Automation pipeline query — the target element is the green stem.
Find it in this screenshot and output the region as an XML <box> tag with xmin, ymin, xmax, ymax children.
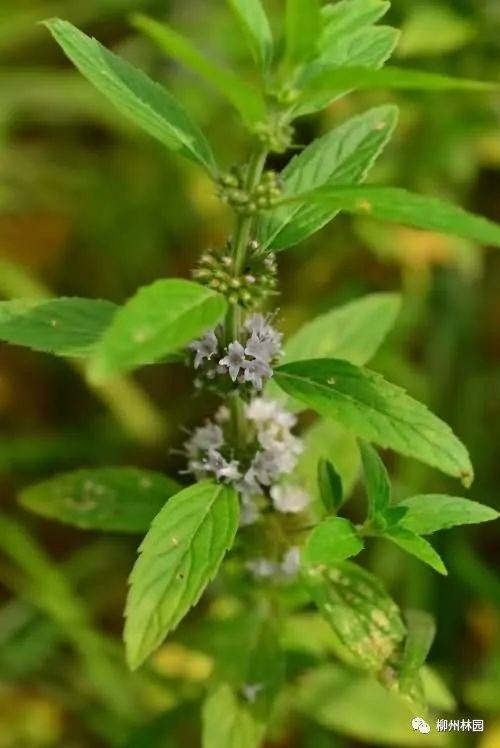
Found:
<box><xmin>225</xmin><ymin>143</ymin><xmax>268</xmax><ymax>448</ymax></box>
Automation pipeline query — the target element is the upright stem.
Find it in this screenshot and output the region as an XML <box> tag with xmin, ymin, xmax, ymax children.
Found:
<box><xmin>225</xmin><ymin>143</ymin><xmax>268</xmax><ymax>446</ymax></box>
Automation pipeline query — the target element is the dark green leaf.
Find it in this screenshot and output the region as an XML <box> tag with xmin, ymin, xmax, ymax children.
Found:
<box><xmin>317</xmin><ymin>458</ymin><xmax>343</xmax><ymax>513</ymax></box>
<box><xmin>274</xmin><ymin>359</ymin><xmax>473</xmax><ymax>485</ymax></box>
<box><xmin>258</xmin><ymin>106</ymin><xmax>398</xmax><ymax>250</ymax></box>
<box><xmin>285</xmin><ymin>0</ymin><xmax>321</xmax><ymax>68</ymax></box>
<box><xmin>125</xmin><ymin>481</ymin><xmax>239</xmax><ymax>669</ymax></box>
<box><xmin>359</xmin><ymin>441</ymin><xmax>391</xmax><ymax>520</ymax></box>
<box><xmin>383</xmin><ymin>526</ymin><xmax>447</xmax><ymax>575</ymax></box>
<box><xmin>19</xmin><ymin>468</ymin><xmax>179</xmax><ymax>533</ymax></box>
<box><xmin>302</xmin><ymin>517</ymin><xmax>363</xmax><ymax>566</ymax></box>
<box><xmin>398</xmin><ymin>495</ymin><xmax>498</xmax><ymax>535</ymax></box>
<box><xmin>304</xmin><ymin>561</ymin><xmax>406</xmax><ymax>672</ymax></box>
<box><xmin>0</xmin><ymin>297</ymin><xmax>116</xmax><ymax>357</ymax></box>
<box><xmin>90</xmin><ymin>279</ymin><xmax>227</xmax><ymax>381</ymax></box>
<box><xmin>284</xmin><ymin>185</ymin><xmax>500</xmax><ymax>248</ymax></box>
<box><xmin>227</xmin><ymin>0</ymin><xmax>273</xmax><ymax>71</ymax></box>
<box><xmin>132</xmin><ymin>13</ymin><xmax>266</xmax><ymax>125</ymax></box>
<box><xmin>44</xmin><ymin>19</ymin><xmax>216</xmax><ymax>173</ymax></box>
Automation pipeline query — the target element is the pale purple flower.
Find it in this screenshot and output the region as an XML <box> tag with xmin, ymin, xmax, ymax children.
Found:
<box><xmin>270</xmin><ymin>484</ymin><xmax>310</xmax><ymax>514</ymax></box>
<box><xmin>204</xmin><ymin>450</ymin><xmax>241</xmax><ymax>482</ymax></box>
<box><xmin>239</xmin><ymin>495</ymin><xmax>260</xmax><ymax>526</ymax></box>
<box><xmin>250</xmin><ymin>450</ymin><xmax>281</xmax><ymax>486</ymax></box>
<box><xmin>281</xmin><ymin>547</ymin><xmax>301</xmax><ymax>578</ymax></box>
<box><xmin>189</xmin><ymin>329</ymin><xmax>218</xmax><ymax>369</ymax></box>
<box><xmin>242</xmin><ymin>358</ymin><xmax>273</xmax><ymax>390</ymax></box>
<box><xmin>246</xmin><ymin>558</ymin><xmax>278</xmax><ymax>579</ymax></box>
<box><xmin>185</xmin><ymin>423</ymin><xmax>224</xmax><ymax>456</ymax></box>
<box><xmin>219</xmin><ymin>341</ymin><xmax>246</xmax><ymax>381</ymax></box>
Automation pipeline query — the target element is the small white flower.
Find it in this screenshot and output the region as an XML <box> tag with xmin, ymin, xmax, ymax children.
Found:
<box><xmin>243</xmin><ymin>358</ymin><xmax>273</xmax><ymax>390</ymax></box>
<box><xmin>185</xmin><ymin>423</ymin><xmax>224</xmax><ymax>456</ymax></box>
<box><xmin>241</xmin><ymin>683</ymin><xmax>264</xmax><ymax>703</ymax></box>
<box><xmin>203</xmin><ymin>450</ymin><xmax>241</xmax><ymax>482</ymax></box>
<box><xmin>245</xmin><ymin>332</ymin><xmax>276</xmax><ymax>363</ymax></box>
<box><xmin>270</xmin><ymin>484</ymin><xmax>310</xmax><ymax>514</ymax></box>
<box><xmin>246</xmin><ymin>558</ymin><xmax>278</xmax><ymax>579</ymax></box>
<box><xmin>215</xmin><ymin>405</ymin><xmax>231</xmax><ymax>423</ymax></box>
<box><xmin>250</xmin><ymin>450</ymin><xmax>281</xmax><ymax>486</ymax></box>
<box><xmin>244</xmin><ymin>313</ymin><xmax>268</xmax><ymax>337</ymax></box>
<box><xmin>239</xmin><ymin>495</ymin><xmax>260</xmax><ymax>526</ymax></box>
<box><xmin>281</xmin><ymin>547</ymin><xmax>301</xmax><ymax>578</ymax></box>
<box><xmin>189</xmin><ymin>330</ymin><xmax>218</xmax><ymax>369</ymax></box>
<box><xmin>219</xmin><ymin>340</ymin><xmax>246</xmax><ymax>381</ymax></box>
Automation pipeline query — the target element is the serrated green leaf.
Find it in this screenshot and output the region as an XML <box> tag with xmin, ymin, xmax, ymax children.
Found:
<box><xmin>299</xmin><ymin>64</ymin><xmax>497</xmax><ymax>100</ymax></box>
<box><xmin>284</xmin><ymin>0</ymin><xmax>321</xmax><ymax>68</ymax></box>
<box><xmin>317</xmin><ymin>458</ymin><xmax>343</xmax><ymax>513</ymax></box>
<box><xmin>125</xmin><ymin>481</ymin><xmax>239</xmax><ymax>669</ymax></box>
<box><xmin>267</xmin><ymin>292</ymin><xmax>401</xmax><ymax>409</ymax></box>
<box><xmin>202</xmin><ymin>684</ymin><xmax>263</xmax><ymax>748</ymax></box>
<box><xmin>287</xmin><ymin>185</ymin><xmax>500</xmax><ymax>248</ymax></box>
<box><xmin>90</xmin><ymin>279</ymin><xmax>226</xmax><ymax>381</ymax></box>
<box><xmin>383</xmin><ymin>526</ymin><xmax>447</xmax><ymax>575</ymax></box>
<box><xmin>398</xmin><ymin>610</ymin><xmax>436</xmax><ymax>705</ymax></box>
<box><xmin>359</xmin><ymin>441</ymin><xmax>391</xmax><ymax>520</ymax></box>
<box><xmin>398</xmin><ymin>495</ymin><xmax>499</xmax><ymax>535</ymax></box>
<box><xmin>302</xmin><ymin>517</ymin><xmax>363</xmax><ymax>566</ymax></box>
<box><xmin>304</xmin><ymin>561</ymin><xmax>406</xmax><ymax>672</ymax></box>
<box><xmin>44</xmin><ymin>19</ymin><xmax>216</xmax><ymax>173</ymax></box>
<box><xmin>274</xmin><ymin>359</ymin><xmax>473</xmax><ymax>484</ymax></box>
<box><xmin>19</xmin><ymin>468</ymin><xmax>179</xmax><ymax>533</ymax></box>
<box><xmin>227</xmin><ymin>0</ymin><xmax>273</xmax><ymax>71</ymax></box>
<box><xmin>0</xmin><ymin>297</ymin><xmax>117</xmax><ymax>357</ymax></box>
<box><xmin>297</xmin><ymin>26</ymin><xmax>399</xmax><ymax>115</ymax></box>
<box><xmin>258</xmin><ymin>106</ymin><xmax>398</xmax><ymax>250</ymax></box>
<box><xmin>132</xmin><ymin>14</ymin><xmax>266</xmax><ymax>126</ymax></box>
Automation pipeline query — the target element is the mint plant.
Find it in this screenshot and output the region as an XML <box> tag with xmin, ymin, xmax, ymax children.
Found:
<box><xmin>2</xmin><ymin>1</ymin><xmax>499</xmax><ymax>743</ymax></box>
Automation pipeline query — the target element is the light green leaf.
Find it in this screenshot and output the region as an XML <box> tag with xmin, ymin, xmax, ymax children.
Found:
<box><xmin>359</xmin><ymin>441</ymin><xmax>391</xmax><ymax>520</ymax></box>
<box><xmin>383</xmin><ymin>526</ymin><xmax>447</xmax><ymax>575</ymax></box>
<box><xmin>300</xmin><ymin>64</ymin><xmax>497</xmax><ymax>99</ymax></box>
<box><xmin>285</xmin><ymin>0</ymin><xmax>321</xmax><ymax>68</ymax></box>
<box><xmin>202</xmin><ymin>684</ymin><xmax>263</xmax><ymax>748</ymax></box>
<box><xmin>19</xmin><ymin>468</ymin><xmax>179</xmax><ymax>533</ymax></box>
<box><xmin>44</xmin><ymin>19</ymin><xmax>216</xmax><ymax>173</ymax></box>
<box><xmin>125</xmin><ymin>481</ymin><xmax>239</xmax><ymax>670</ymax></box>
<box><xmin>227</xmin><ymin>0</ymin><xmax>273</xmax><ymax>71</ymax></box>
<box><xmin>274</xmin><ymin>359</ymin><xmax>473</xmax><ymax>484</ymax></box>
<box><xmin>317</xmin><ymin>458</ymin><xmax>343</xmax><ymax>513</ymax></box>
<box><xmin>258</xmin><ymin>105</ymin><xmax>398</xmax><ymax>250</ymax></box>
<box><xmin>302</xmin><ymin>517</ymin><xmax>363</xmax><ymax>566</ymax></box>
<box><xmin>286</xmin><ymin>185</ymin><xmax>500</xmax><ymax>248</ymax></box>
<box><xmin>398</xmin><ymin>610</ymin><xmax>436</xmax><ymax>705</ymax></box>
<box><xmin>398</xmin><ymin>495</ymin><xmax>499</xmax><ymax>535</ymax></box>
<box><xmin>296</xmin><ymin>664</ymin><xmax>447</xmax><ymax>746</ymax></box>
<box><xmin>304</xmin><ymin>561</ymin><xmax>406</xmax><ymax>672</ymax></box>
<box><xmin>0</xmin><ymin>297</ymin><xmax>116</xmax><ymax>357</ymax></box>
<box><xmin>297</xmin><ymin>25</ymin><xmax>399</xmax><ymax>115</ymax></box>
<box><xmin>90</xmin><ymin>279</ymin><xmax>226</xmax><ymax>381</ymax></box>
<box><xmin>132</xmin><ymin>13</ymin><xmax>266</xmax><ymax>126</ymax></box>
<box><xmin>320</xmin><ymin>0</ymin><xmax>390</xmax><ymax>42</ymax></box>
<box><xmin>398</xmin><ymin>5</ymin><xmax>476</xmax><ymax>58</ymax></box>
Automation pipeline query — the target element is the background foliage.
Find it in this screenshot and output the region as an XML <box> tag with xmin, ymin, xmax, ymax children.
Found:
<box><xmin>0</xmin><ymin>0</ymin><xmax>499</xmax><ymax>746</ymax></box>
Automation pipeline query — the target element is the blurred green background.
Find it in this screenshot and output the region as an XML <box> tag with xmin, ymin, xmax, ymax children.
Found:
<box><xmin>0</xmin><ymin>1</ymin><xmax>499</xmax><ymax>746</ymax></box>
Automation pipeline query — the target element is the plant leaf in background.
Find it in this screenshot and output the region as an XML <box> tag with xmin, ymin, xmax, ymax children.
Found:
<box><xmin>398</xmin><ymin>495</ymin><xmax>498</xmax><ymax>535</ymax></box>
<box><xmin>304</xmin><ymin>561</ymin><xmax>406</xmax><ymax>672</ymax></box>
<box><xmin>302</xmin><ymin>517</ymin><xmax>364</xmax><ymax>566</ymax></box>
<box><xmin>0</xmin><ymin>297</ymin><xmax>117</xmax><ymax>357</ymax></box>
<box><xmin>382</xmin><ymin>526</ymin><xmax>447</xmax><ymax>575</ymax></box>
<box><xmin>274</xmin><ymin>359</ymin><xmax>473</xmax><ymax>484</ymax></box>
<box><xmin>360</xmin><ymin>441</ymin><xmax>391</xmax><ymax>521</ymax></box>
<box><xmin>125</xmin><ymin>481</ymin><xmax>239</xmax><ymax>670</ymax></box>
<box><xmin>258</xmin><ymin>105</ymin><xmax>398</xmax><ymax>250</ymax></box>
<box><xmin>132</xmin><ymin>14</ymin><xmax>266</xmax><ymax>126</ymax></box>
<box><xmin>227</xmin><ymin>0</ymin><xmax>273</xmax><ymax>72</ymax></box>
<box><xmin>19</xmin><ymin>468</ymin><xmax>179</xmax><ymax>533</ymax></box>
<box><xmin>320</xmin><ymin>0</ymin><xmax>390</xmax><ymax>38</ymax></box>
<box><xmin>317</xmin><ymin>458</ymin><xmax>343</xmax><ymax>513</ymax></box>
<box><xmin>286</xmin><ymin>185</ymin><xmax>500</xmax><ymax>248</ymax></box>
<box><xmin>90</xmin><ymin>279</ymin><xmax>227</xmax><ymax>381</ymax></box>
<box><xmin>298</xmin><ymin>64</ymin><xmax>497</xmax><ymax>102</ymax></box>
<box><xmin>398</xmin><ymin>610</ymin><xmax>436</xmax><ymax>706</ymax></box>
<box><xmin>202</xmin><ymin>683</ymin><xmax>263</xmax><ymax>748</ymax></box>
<box><xmin>284</xmin><ymin>0</ymin><xmax>321</xmax><ymax>69</ymax></box>
<box><xmin>44</xmin><ymin>19</ymin><xmax>217</xmax><ymax>173</ymax></box>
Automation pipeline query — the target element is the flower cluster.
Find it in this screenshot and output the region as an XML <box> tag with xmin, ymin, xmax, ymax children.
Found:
<box><xmin>183</xmin><ymin>398</ymin><xmax>310</xmax><ymax>525</ymax></box>
<box><xmin>246</xmin><ymin>546</ymin><xmax>301</xmax><ymax>582</ymax></box>
<box><xmin>217</xmin><ymin>169</ymin><xmax>283</xmax><ymax>216</ymax></box>
<box><xmin>189</xmin><ymin>313</ymin><xmax>283</xmax><ymax>392</ymax></box>
<box><xmin>192</xmin><ymin>241</ymin><xmax>277</xmax><ymax>309</ymax></box>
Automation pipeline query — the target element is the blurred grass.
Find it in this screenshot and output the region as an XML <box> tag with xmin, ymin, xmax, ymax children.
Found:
<box><xmin>0</xmin><ymin>0</ymin><xmax>499</xmax><ymax>745</ymax></box>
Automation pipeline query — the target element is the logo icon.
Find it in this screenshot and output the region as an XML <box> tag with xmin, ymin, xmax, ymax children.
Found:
<box><xmin>412</xmin><ymin>717</ymin><xmax>431</xmax><ymax>734</ymax></box>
